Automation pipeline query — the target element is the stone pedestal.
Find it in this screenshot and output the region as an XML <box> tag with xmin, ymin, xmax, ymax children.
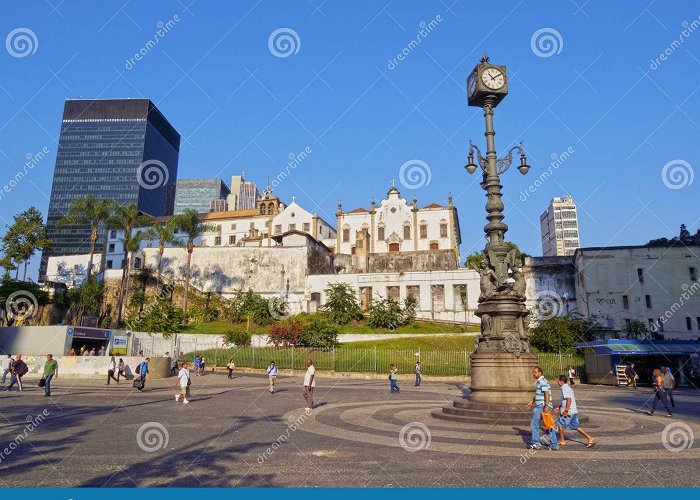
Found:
<box><xmin>468</xmin><ymin>351</ymin><xmax>538</xmax><ymax>404</ymax></box>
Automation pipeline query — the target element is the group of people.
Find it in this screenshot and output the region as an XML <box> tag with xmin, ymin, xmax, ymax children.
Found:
<box><xmin>2</xmin><ymin>354</ymin><xmax>58</xmax><ymax>397</ymax></box>
<box><xmin>193</xmin><ymin>355</ymin><xmax>207</xmax><ymax>375</ymax></box>
<box><xmin>625</xmin><ymin>362</ymin><xmax>677</xmax><ymax>416</ymax></box>
<box><xmin>387</xmin><ymin>362</ymin><xmax>422</xmax><ymax>393</ymax></box>
<box><xmin>68</xmin><ymin>345</ymin><xmax>107</xmax><ymax>357</ymax></box>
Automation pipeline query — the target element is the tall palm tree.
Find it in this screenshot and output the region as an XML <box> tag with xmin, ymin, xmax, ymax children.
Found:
<box><xmin>59</xmin><ymin>196</ymin><xmax>113</xmax><ymax>279</ymax></box>
<box><xmin>108</xmin><ymin>203</ymin><xmax>152</xmax><ymax>325</ymax></box>
<box><xmin>172</xmin><ymin>209</ymin><xmax>216</xmax><ymax>313</ymax></box>
<box><xmin>143</xmin><ymin>220</ymin><xmax>181</xmax><ymax>288</ymax></box>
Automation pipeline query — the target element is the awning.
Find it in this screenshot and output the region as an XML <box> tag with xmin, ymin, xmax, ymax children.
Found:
<box><xmin>577</xmin><ymin>340</ymin><xmax>700</xmax><ymax>356</ymax></box>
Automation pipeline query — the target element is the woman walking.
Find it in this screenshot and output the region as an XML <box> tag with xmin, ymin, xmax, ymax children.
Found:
<box><xmin>117</xmin><ymin>358</ymin><xmax>126</xmax><ymax>381</ymax></box>
<box><xmin>389</xmin><ymin>364</ymin><xmax>399</xmax><ymax>393</ymax></box>
<box><xmin>649</xmin><ymin>368</ymin><xmax>673</xmax><ymax>417</ymax></box>
<box><xmin>106</xmin><ymin>356</ymin><xmax>119</xmax><ymax>385</ymax></box>
<box><xmin>227</xmin><ymin>359</ymin><xmax>235</xmax><ymax>379</ymax></box>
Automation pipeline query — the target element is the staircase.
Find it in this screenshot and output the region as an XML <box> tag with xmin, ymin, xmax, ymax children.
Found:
<box><xmin>432</xmin><ymin>398</ymin><xmax>589</xmax><ymax>424</ymax></box>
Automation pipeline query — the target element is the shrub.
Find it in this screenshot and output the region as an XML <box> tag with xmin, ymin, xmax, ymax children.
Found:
<box><xmin>529</xmin><ymin>316</ymin><xmax>594</xmax><ymax>353</ymax></box>
<box><xmin>127</xmin><ymin>296</ymin><xmax>185</xmax><ymax>336</ymax></box>
<box><xmin>367</xmin><ymin>298</ymin><xmax>405</xmax><ymax>329</ymax></box>
<box><xmin>323</xmin><ymin>282</ymin><xmax>363</xmax><ymax>325</ymax></box>
<box><xmin>227</xmin><ymin>290</ymin><xmax>277</xmax><ymax>325</ymax></box>
<box><xmin>224</xmin><ymin>328</ymin><xmax>253</xmax><ymax>347</ymax></box>
<box><xmin>299</xmin><ymin>315</ymin><xmax>339</xmax><ymax>348</ymax></box>
<box><xmin>268</xmin><ymin>319</ymin><xmax>304</xmax><ymax>347</ymax></box>
<box><xmin>403</xmin><ymin>294</ymin><xmax>418</xmax><ymax>323</ymax></box>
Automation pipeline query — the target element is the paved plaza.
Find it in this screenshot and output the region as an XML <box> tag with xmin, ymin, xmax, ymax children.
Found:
<box><xmin>0</xmin><ymin>372</ymin><xmax>698</xmax><ymax>487</ymax></box>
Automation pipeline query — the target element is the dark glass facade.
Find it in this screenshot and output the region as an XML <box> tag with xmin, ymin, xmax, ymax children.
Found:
<box><xmin>39</xmin><ymin>99</ymin><xmax>180</xmax><ymax>281</ymax></box>
<box><xmin>173</xmin><ymin>179</ymin><xmax>230</xmax><ymax>215</ymax></box>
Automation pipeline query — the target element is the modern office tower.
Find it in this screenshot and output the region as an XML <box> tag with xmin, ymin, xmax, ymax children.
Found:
<box><xmin>227</xmin><ymin>175</ymin><xmax>260</xmax><ymax>210</ymax></box>
<box><xmin>540</xmin><ymin>196</ymin><xmax>580</xmax><ymax>256</ymax></box>
<box><xmin>40</xmin><ymin>98</ymin><xmax>180</xmax><ymax>281</ymax></box>
<box><xmin>173</xmin><ymin>178</ymin><xmax>231</xmax><ymax>215</ymax></box>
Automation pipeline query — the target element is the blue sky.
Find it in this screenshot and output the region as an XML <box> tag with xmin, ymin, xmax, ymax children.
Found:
<box><xmin>1</xmin><ymin>1</ymin><xmax>699</xmax><ymax>280</ymax></box>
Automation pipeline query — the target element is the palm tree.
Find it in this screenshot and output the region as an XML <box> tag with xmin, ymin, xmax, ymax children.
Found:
<box><xmin>172</xmin><ymin>209</ymin><xmax>216</xmax><ymax>313</ymax></box>
<box><xmin>59</xmin><ymin>196</ymin><xmax>113</xmax><ymax>279</ymax></box>
<box><xmin>143</xmin><ymin>220</ymin><xmax>181</xmax><ymax>288</ymax></box>
<box><xmin>108</xmin><ymin>203</ymin><xmax>152</xmax><ymax>325</ymax></box>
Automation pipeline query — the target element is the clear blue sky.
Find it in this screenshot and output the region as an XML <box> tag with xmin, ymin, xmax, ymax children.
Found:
<box><xmin>1</xmin><ymin>1</ymin><xmax>698</xmax><ymax>281</ymax></box>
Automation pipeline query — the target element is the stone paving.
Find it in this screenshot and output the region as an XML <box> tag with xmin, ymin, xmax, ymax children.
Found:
<box><xmin>0</xmin><ymin>372</ymin><xmax>698</xmax><ymax>487</ymax></box>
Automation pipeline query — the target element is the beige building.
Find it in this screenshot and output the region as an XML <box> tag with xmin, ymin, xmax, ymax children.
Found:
<box><xmin>540</xmin><ymin>196</ymin><xmax>580</xmax><ymax>256</ymax></box>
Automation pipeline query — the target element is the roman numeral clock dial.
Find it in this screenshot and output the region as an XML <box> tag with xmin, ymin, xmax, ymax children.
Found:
<box><xmin>481</xmin><ymin>67</ymin><xmax>505</xmax><ymax>90</ymax></box>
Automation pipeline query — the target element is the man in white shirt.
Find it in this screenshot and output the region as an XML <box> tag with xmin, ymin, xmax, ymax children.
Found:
<box><xmin>303</xmin><ymin>359</ymin><xmax>315</xmax><ymax>415</ymax></box>
<box><xmin>554</xmin><ymin>375</ymin><xmax>595</xmax><ymax>447</ymax></box>
<box><xmin>267</xmin><ymin>361</ymin><xmax>278</xmax><ymax>393</ymax></box>
<box><xmin>175</xmin><ymin>362</ymin><xmax>190</xmax><ymax>404</ymax></box>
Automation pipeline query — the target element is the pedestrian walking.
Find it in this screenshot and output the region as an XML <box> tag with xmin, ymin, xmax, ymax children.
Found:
<box><xmin>170</xmin><ymin>353</ymin><xmax>179</xmax><ymax>375</ymax></box>
<box><xmin>662</xmin><ymin>367</ymin><xmax>676</xmax><ymax>409</ymax></box>
<box><xmin>7</xmin><ymin>354</ymin><xmax>28</xmax><ymax>392</ymax></box>
<box><xmin>106</xmin><ymin>356</ymin><xmax>119</xmax><ymax>385</ymax></box>
<box><xmin>625</xmin><ymin>362</ymin><xmax>638</xmax><ymax>388</ymax></box>
<box><xmin>267</xmin><ymin>360</ymin><xmax>278</xmax><ymax>393</ymax></box>
<box><xmin>175</xmin><ymin>362</ymin><xmax>191</xmax><ymax>404</ymax></box>
<box><xmin>42</xmin><ymin>354</ymin><xmax>58</xmax><ymax>397</ymax></box>
<box><xmin>389</xmin><ymin>364</ymin><xmax>399</xmax><ymax>393</ymax></box>
<box><xmin>134</xmin><ymin>357</ymin><xmax>149</xmax><ymax>391</ymax></box>
<box><xmin>227</xmin><ymin>359</ymin><xmax>236</xmax><ymax>379</ymax></box>
<box><xmin>649</xmin><ymin>368</ymin><xmax>673</xmax><ymax>417</ymax></box>
<box><xmin>2</xmin><ymin>355</ymin><xmax>14</xmax><ymax>383</ymax></box>
<box><xmin>567</xmin><ymin>366</ymin><xmax>576</xmax><ymax>386</ymax></box>
<box><xmin>525</xmin><ymin>366</ymin><xmax>559</xmax><ymax>450</ymax></box>
<box><xmin>200</xmin><ymin>355</ymin><xmax>207</xmax><ymax>374</ymax></box>
<box><xmin>413</xmin><ymin>361</ymin><xmax>422</xmax><ymax>388</ymax></box>
<box><xmin>117</xmin><ymin>358</ymin><xmax>126</xmax><ymax>381</ymax></box>
<box><xmin>303</xmin><ymin>359</ymin><xmax>315</xmax><ymax>415</ymax></box>
<box><xmin>554</xmin><ymin>375</ymin><xmax>595</xmax><ymax>448</ymax></box>
<box><xmin>194</xmin><ymin>356</ymin><xmax>201</xmax><ymax>376</ymax></box>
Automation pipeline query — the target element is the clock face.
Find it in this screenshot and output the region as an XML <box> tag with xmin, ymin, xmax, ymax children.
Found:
<box><xmin>467</xmin><ymin>72</ymin><xmax>477</xmax><ymax>97</ymax></box>
<box><xmin>480</xmin><ymin>67</ymin><xmax>505</xmax><ymax>90</ymax></box>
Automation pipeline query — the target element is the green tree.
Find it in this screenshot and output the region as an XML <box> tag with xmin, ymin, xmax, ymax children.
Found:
<box><xmin>58</xmin><ymin>196</ymin><xmax>113</xmax><ymax>279</ymax></box>
<box><xmin>172</xmin><ymin>209</ymin><xmax>217</xmax><ymax>314</ymax></box>
<box><xmin>0</xmin><ymin>253</ymin><xmax>17</xmax><ymax>278</ymax></box>
<box><xmin>127</xmin><ymin>296</ymin><xmax>185</xmax><ymax>336</ymax></box>
<box><xmin>624</xmin><ymin>319</ymin><xmax>647</xmax><ymax>340</ymax></box>
<box><xmin>143</xmin><ymin>220</ymin><xmax>181</xmax><ymax>287</ymax></box>
<box><xmin>0</xmin><ymin>276</ymin><xmax>49</xmax><ymax>326</ymax></box>
<box><xmin>298</xmin><ymin>315</ymin><xmax>339</xmax><ymax>347</ymax></box>
<box><xmin>529</xmin><ymin>316</ymin><xmax>595</xmax><ymax>353</ymax></box>
<box><xmin>108</xmin><ymin>203</ymin><xmax>152</xmax><ymax>325</ymax></box>
<box><xmin>1</xmin><ymin>207</ymin><xmax>51</xmax><ymax>281</ymax></box>
<box><xmin>367</xmin><ymin>298</ymin><xmax>405</xmax><ymax>329</ymax></box>
<box><xmin>322</xmin><ymin>282</ymin><xmax>363</xmax><ymax>324</ymax></box>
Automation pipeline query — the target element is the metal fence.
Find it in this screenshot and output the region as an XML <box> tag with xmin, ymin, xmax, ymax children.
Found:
<box><xmin>181</xmin><ymin>346</ymin><xmax>585</xmax><ymax>380</ymax></box>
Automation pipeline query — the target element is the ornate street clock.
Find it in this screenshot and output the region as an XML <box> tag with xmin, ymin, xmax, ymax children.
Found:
<box><xmin>467</xmin><ymin>55</ymin><xmax>508</xmax><ymax>108</ymax></box>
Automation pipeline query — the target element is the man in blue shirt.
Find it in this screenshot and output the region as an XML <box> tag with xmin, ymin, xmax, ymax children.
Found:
<box><xmin>525</xmin><ymin>366</ymin><xmax>559</xmax><ymax>450</ymax></box>
<box><xmin>137</xmin><ymin>357</ymin><xmax>149</xmax><ymax>391</ymax></box>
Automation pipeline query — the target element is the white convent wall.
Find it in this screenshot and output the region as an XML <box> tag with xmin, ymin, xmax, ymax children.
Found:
<box><xmin>306</xmin><ymin>269</ymin><xmax>480</xmax><ymax>324</ymax></box>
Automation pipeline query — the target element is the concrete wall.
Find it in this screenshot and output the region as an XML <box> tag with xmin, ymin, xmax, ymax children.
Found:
<box><xmin>522</xmin><ymin>256</ymin><xmax>577</xmax><ymax>320</ymax></box>
<box><xmin>0</xmin><ymin>326</ymin><xmax>71</xmax><ymax>356</ymax></box>
<box><xmin>17</xmin><ymin>355</ymin><xmax>171</xmax><ymax>379</ymax></box>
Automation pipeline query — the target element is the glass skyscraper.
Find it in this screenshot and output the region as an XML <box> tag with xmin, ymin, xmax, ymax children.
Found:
<box><xmin>40</xmin><ymin>98</ymin><xmax>180</xmax><ymax>281</ymax></box>
<box><xmin>173</xmin><ymin>178</ymin><xmax>230</xmax><ymax>215</ymax></box>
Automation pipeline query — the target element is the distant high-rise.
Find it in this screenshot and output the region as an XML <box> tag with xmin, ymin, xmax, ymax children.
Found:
<box><xmin>40</xmin><ymin>98</ymin><xmax>180</xmax><ymax>281</ymax></box>
<box><xmin>227</xmin><ymin>175</ymin><xmax>259</xmax><ymax>210</ymax></box>
<box><xmin>173</xmin><ymin>178</ymin><xmax>230</xmax><ymax>215</ymax></box>
<box><xmin>540</xmin><ymin>196</ymin><xmax>580</xmax><ymax>256</ymax></box>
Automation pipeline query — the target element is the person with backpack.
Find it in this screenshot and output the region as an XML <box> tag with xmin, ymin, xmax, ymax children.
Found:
<box><xmin>175</xmin><ymin>362</ymin><xmax>191</xmax><ymax>405</ymax></box>
<box><xmin>2</xmin><ymin>355</ymin><xmax>14</xmax><ymax>383</ymax></box>
<box><xmin>7</xmin><ymin>354</ymin><xmax>28</xmax><ymax>392</ymax></box>
<box><xmin>134</xmin><ymin>357</ymin><xmax>149</xmax><ymax>391</ymax></box>
<box><xmin>413</xmin><ymin>361</ymin><xmax>422</xmax><ymax>388</ymax></box>
<box><xmin>267</xmin><ymin>360</ymin><xmax>278</xmax><ymax>393</ymax></box>
<box><xmin>42</xmin><ymin>354</ymin><xmax>58</xmax><ymax>397</ymax></box>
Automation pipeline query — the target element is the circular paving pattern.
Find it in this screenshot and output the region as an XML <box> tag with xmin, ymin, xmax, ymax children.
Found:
<box><xmin>284</xmin><ymin>400</ymin><xmax>700</xmax><ymax>460</ymax></box>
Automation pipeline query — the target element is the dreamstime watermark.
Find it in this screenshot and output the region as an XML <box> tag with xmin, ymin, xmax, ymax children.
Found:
<box><xmin>268</xmin><ymin>293</ymin><xmax>303</xmax><ymax>321</ymax></box>
<box><xmin>518</xmin><ymin>445</ymin><xmax>539</xmax><ymax>464</ymax></box>
<box><xmin>661</xmin><ymin>421</ymin><xmax>694</xmax><ymax>452</ymax></box>
<box><xmin>136</xmin><ymin>421</ymin><xmax>169</xmax><ymax>452</ymax></box>
<box><xmin>268</xmin><ymin>28</ymin><xmax>300</xmax><ymax>58</ymax></box>
<box><xmin>651</xmin><ymin>279</ymin><xmax>700</xmax><ymax>333</ymax></box>
<box><xmin>257</xmin><ymin>413</ymin><xmax>309</xmax><ymax>463</ymax></box>
<box><xmin>399</xmin><ymin>422</ymin><xmax>431</xmax><ymax>452</ymax></box>
<box><xmin>137</xmin><ymin>159</ymin><xmax>169</xmax><ymax>190</ymax></box>
<box><xmin>530</xmin><ymin>28</ymin><xmax>563</xmax><ymax>58</ymax></box>
<box><xmin>533</xmin><ymin>290</ymin><xmax>565</xmax><ymax>320</ymax></box>
<box><xmin>650</xmin><ymin>17</ymin><xmax>700</xmax><ymax>70</ymax></box>
<box><xmin>5</xmin><ymin>290</ymin><xmax>38</xmax><ymax>321</ymax></box>
<box><xmin>125</xmin><ymin>15</ymin><xmax>181</xmax><ymax>70</ymax></box>
<box><xmin>126</xmin><ymin>283</ymin><xmax>175</xmax><ymax>330</ymax></box>
<box><xmin>0</xmin><ymin>410</ymin><xmax>50</xmax><ymax>464</ymax></box>
<box><xmin>0</xmin><ymin>147</ymin><xmax>50</xmax><ymax>203</ymax></box>
<box><xmin>398</xmin><ymin>159</ymin><xmax>431</xmax><ymax>190</ymax></box>
<box><xmin>661</xmin><ymin>159</ymin><xmax>694</xmax><ymax>190</ymax></box>
<box><xmin>519</xmin><ymin>147</ymin><xmax>575</xmax><ymax>201</ymax></box>
<box><xmin>387</xmin><ymin>15</ymin><xmax>443</xmax><ymax>70</ymax></box>
<box><xmin>6</xmin><ymin>28</ymin><xmax>38</xmax><ymax>58</ymax></box>
<box><xmin>270</xmin><ymin>146</ymin><xmax>312</xmax><ymax>190</ymax></box>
